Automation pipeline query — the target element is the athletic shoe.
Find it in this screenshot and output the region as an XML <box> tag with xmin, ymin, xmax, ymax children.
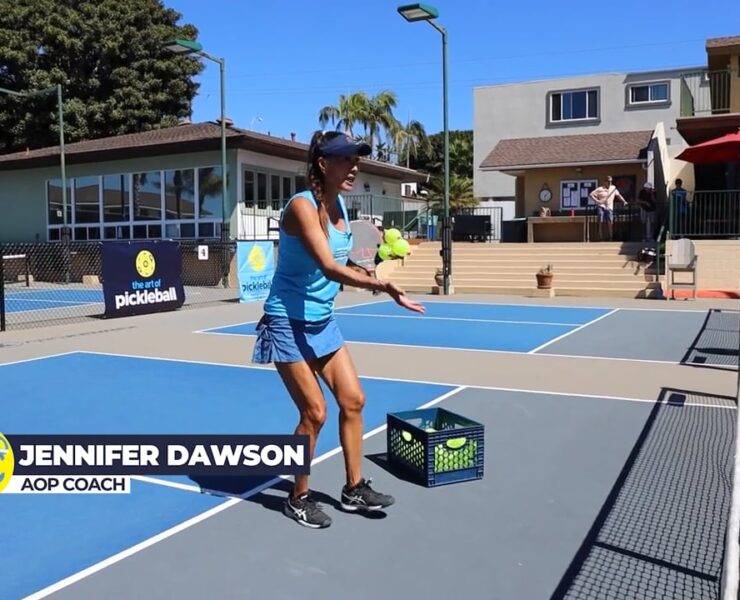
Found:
<box><xmin>341</xmin><ymin>478</ymin><xmax>395</xmax><ymax>512</ymax></box>
<box><xmin>283</xmin><ymin>491</ymin><xmax>332</xmax><ymax>529</ymax></box>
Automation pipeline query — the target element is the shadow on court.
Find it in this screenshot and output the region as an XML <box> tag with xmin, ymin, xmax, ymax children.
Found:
<box><xmin>549</xmin><ymin>387</ymin><xmax>737</xmax><ymax>600</ymax></box>
<box><xmin>681</xmin><ymin>309</ymin><xmax>740</xmax><ymax>372</ymax></box>
<box><xmin>366</xmin><ymin>451</ymin><xmax>434</xmax><ymax>487</ymax></box>
<box><xmin>188</xmin><ymin>474</ymin><xmax>389</xmax><ymax>520</ymax></box>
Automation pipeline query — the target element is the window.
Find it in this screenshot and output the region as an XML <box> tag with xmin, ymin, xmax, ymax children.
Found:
<box><xmin>164</xmin><ymin>169</ymin><xmax>195</xmax><ymax>221</ymax></box>
<box><xmin>198</xmin><ymin>166</ymin><xmax>223</xmax><ymax>220</ymax></box>
<box><xmin>103</xmin><ymin>174</ymin><xmax>129</xmax><ymax>223</ymax></box>
<box><xmin>550</xmin><ymin>89</ymin><xmax>598</xmax><ymax>122</ymax></box>
<box><xmin>47</xmin><ymin>179</ymin><xmax>72</xmax><ymax>226</ymax></box>
<box><xmin>132</xmin><ymin>171</ymin><xmax>162</xmax><ymax>221</ymax></box>
<box><xmin>74</xmin><ymin>177</ymin><xmax>100</xmax><ymax>224</ymax></box>
<box><xmin>271</xmin><ymin>175</ymin><xmax>281</xmax><ymax>210</ymax></box>
<box><xmin>243</xmin><ymin>168</ymin><xmax>296</xmax><ymax>212</ymax></box>
<box><xmin>47</xmin><ymin>166</ymin><xmax>225</xmax><ymax>242</ymax></box>
<box><xmin>628</xmin><ymin>82</ymin><xmax>669</xmax><ymax>105</ymax></box>
<box><xmin>257</xmin><ymin>173</ymin><xmax>267</xmax><ymax>210</ymax></box>
<box><xmin>560</xmin><ymin>179</ymin><xmax>598</xmax><ymax>209</ymax></box>
<box><xmin>244</xmin><ymin>170</ymin><xmax>255</xmax><ymax>208</ymax></box>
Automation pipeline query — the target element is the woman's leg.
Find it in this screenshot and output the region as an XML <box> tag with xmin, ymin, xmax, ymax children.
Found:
<box><xmin>274</xmin><ymin>359</ymin><xmax>333</xmax><ymax>529</ymax></box>
<box><xmin>314</xmin><ymin>345</ymin><xmax>395</xmax><ymax>511</ymax></box>
<box><xmin>312</xmin><ymin>345</ymin><xmax>365</xmax><ymax>488</ymax></box>
<box><xmin>274</xmin><ymin>359</ymin><xmax>327</xmax><ymax>498</ymax></box>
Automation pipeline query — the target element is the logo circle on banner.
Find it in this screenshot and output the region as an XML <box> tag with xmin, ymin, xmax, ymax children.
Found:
<box><xmin>248</xmin><ymin>245</ymin><xmax>266</xmax><ymax>272</ymax></box>
<box><xmin>0</xmin><ymin>433</ymin><xmax>15</xmax><ymax>494</ymax></box>
<box><xmin>135</xmin><ymin>250</ymin><xmax>156</xmax><ymax>278</ymax></box>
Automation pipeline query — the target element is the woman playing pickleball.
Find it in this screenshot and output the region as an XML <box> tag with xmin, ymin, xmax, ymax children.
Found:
<box><xmin>252</xmin><ymin>130</ymin><xmax>425</xmax><ymax>529</ymax></box>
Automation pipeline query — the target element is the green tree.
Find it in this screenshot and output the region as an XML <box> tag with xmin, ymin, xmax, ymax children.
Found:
<box><xmin>318</xmin><ymin>89</ymin><xmax>402</xmax><ymax>159</ymax></box>
<box><xmin>394</xmin><ymin>119</ymin><xmax>431</xmax><ymax>168</ymax></box>
<box><xmin>408</xmin><ymin>129</ymin><xmax>473</xmax><ymax>180</ymax></box>
<box><xmin>318</xmin><ymin>91</ymin><xmax>369</xmax><ymax>137</ymax></box>
<box><xmin>426</xmin><ymin>172</ymin><xmax>477</xmax><ymax>211</ymax></box>
<box><xmin>0</xmin><ymin>0</ymin><xmax>204</xmax><ymax>153</ymax></box>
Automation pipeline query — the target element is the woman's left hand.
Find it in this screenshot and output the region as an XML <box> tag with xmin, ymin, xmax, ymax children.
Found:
<box><xmin>385</xmin><ymin>282</ymin><xmax>426</xmax><ymax>313</ymax></box>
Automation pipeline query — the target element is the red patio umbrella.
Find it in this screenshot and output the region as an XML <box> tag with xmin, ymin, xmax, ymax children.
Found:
<box><xmin>676</xmin><ymin>130</ymin><xmax>740</xmax><ymax>164</ymax></box>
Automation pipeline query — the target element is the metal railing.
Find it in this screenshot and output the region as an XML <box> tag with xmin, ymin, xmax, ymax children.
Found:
<box><xmin>451</xmin><ymin>206</ymin><xmax>503</xmax><ymax>242</ymax></box>
<box><xmin>0</xmin><ymin>240</ymin><xmax>239</xmax><ymax>332</ymax></box>
<box><xmin>583</xmin><ymin>205</ymin><xmax>642</xmax><ymax>242</ymax></box>
<box><xmin>680</xmin><ymin>68</ymin><xmax>733</xmax><ymax>117</ymax></box>
<box><xmin>669</xmin><ymin>190</ymin><xmax>740</xmax><ymax>239</ymax></box>
<box><xmin>343</xmin><ymin>193</ymin><xmax>425</xmax><ymax>233</ymax></box>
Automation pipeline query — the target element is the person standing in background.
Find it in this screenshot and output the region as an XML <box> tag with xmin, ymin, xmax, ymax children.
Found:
<box><xmin>637</xmin><ymin>182</ymin><xmax>657</xmax><ymax>241</ymax></box>
<box><xmin>589</xmin><ymin>176</ymin><xmax>627</xmax><ymax>241</ymax></box>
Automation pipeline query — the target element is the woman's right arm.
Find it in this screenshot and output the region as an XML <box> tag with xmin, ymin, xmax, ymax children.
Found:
<box><xmin>284</xmin><ymin>196</ymin><xmax>425</xmax><ymax>313</ymax></box>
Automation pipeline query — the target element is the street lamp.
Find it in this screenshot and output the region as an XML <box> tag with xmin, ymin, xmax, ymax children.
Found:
<box><xmin>164</xmin><ymin>38</ymin><xmax>229</xmax><ymax>287</ymax></box>
<box><xmin>397</xmin><ymin>3</ymin><xmax>452</xmax><ymax>295</ymax></box>
<box><xmin>0</xmin><ymin>84</ymin><xmax>69</xmax><ymax>280</ymax></box>
<box><xmin>164</xmin><ymin>39</ymin><xmax>229</xmax><ymax>238</ymax></box>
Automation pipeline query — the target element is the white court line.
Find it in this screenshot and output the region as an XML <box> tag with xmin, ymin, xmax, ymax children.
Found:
<box><xmin>527</xmin><ymin>308</ymin><xmax>620</xmax><ymax>354</ymax></box>
<box><xmin>194</xmin><ymin>328</ymin><xmax>684</xmax><ymax>367</ymax></box>
<box><xmin>130</xmin><ymin>476</ymin><xmax>203</xmax><ymax>494</ymax></box>
<box><xmin>22</xmin><ymin>384</ymin><xmax>467</xmax><ymax>600</ymax></box>
<box><xmin>0</xmin><ymin>351</ymin><xmax>79</xmax><ymax>367</ymax></box>
<box><xmin>193</xmin><ymin>319</ymin><xmax>258</xmax><ymax>334</ymax></box>
<box><xmin>72</xmin><ymin>351</ymin><xmax>734</xmax><ymax>409</ymax></box>
<box><xmin>367</xmin><ymin>298</ymin><xmax>715</xmax><ymax>314</ymax></box>
<box><xmin>332</xmin><ymin>312</ymin><xmax>584</xmax><ymax>327</ymax></box>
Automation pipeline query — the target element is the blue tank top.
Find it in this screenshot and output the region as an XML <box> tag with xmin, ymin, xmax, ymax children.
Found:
<box><xmin>263</xmin><ymin>190</ymin><xmax>352</xmax><ymax>322</ymax></box>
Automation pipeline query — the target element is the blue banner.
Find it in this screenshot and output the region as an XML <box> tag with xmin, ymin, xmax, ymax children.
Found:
<box><xmin>101</xmin><ymin>241</ymin><xmax>185</xmax><ymax>318</ymax></box>
<box><xmin>237</xmin><ymin>241</ymin><xmax>275</xmax><ymax>302</ymax></box>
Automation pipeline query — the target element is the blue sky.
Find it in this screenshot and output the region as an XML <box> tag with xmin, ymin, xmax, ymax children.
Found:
<box><xmin>167</xmin><ymin>0</ymin><xmax>738</xmax><ymax>145</ymax></box>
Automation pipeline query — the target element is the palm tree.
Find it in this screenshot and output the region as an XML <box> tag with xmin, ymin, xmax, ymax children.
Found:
<box><xmin>365</xmin><ymin>90</ymin><xmax>401</xmax><ymax>153</ymax></box>
<box><xmin>318</xmin><ymin>92</ymin><xmax>370</xmax><ymax>137</ymax></box>
<box><xmin>426</xmin><ymin>173</ymin><xmax>477</xmax><ymax>211</ymax></box>
<box><xmin>318</xmin><ymin>90</ymin><xmax>402</xmax><ymax>158</ymax></box>
<box><xmin>394</xmin><ymin>119</ymin><xmax>431</xmax><ymax>168</ymax></box>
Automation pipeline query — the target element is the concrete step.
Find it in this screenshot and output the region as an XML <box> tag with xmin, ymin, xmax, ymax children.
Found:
<box><xmin>424</xmin><ymin>284</ymin><xmax>659</xmax><ymax>299</ymax></box>
<box><xmin>396</xmin><ymin>270</ymin><xmax>656</xmax><ymax>280</ymax></box>
<box><xmin>405</xmin><ymin>258</ymin><xmax>644</xmax><ymax>267</ymax></box>
<box><xmin>409</xmin><ymin>252</ymin><xmax>646</xmax><ymax>261</ymax></box>
<box><xmin>391</xmin><ymin>276</ymin><xmax>653</xmax><ymax>290</ymax></box>
<box><xmin>415</xmin><ymin>242</ymin><xmax>653</xmax><ymax>254</ymax></box>
<box><xmin>391</xmin><ymin>272</ymin><xmax>656</xmax><ymax>283</ymax></box>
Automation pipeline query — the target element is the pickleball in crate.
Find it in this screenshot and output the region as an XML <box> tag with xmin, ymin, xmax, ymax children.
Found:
<box><xmin>386</xmin><ymin>407</ymin><xmax>484</xmax><ymax>487</ymax></box>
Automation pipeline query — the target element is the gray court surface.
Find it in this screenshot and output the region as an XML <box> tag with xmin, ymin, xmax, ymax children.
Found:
<box><xmin>42</xmin><ymin>386</ymin><xmax>736</xmax><ymax>600</ymax></box>
<box><xmin>540</xmin><ymin>308</ymin><xmax>711</xmax><ymax>363</ymax></box>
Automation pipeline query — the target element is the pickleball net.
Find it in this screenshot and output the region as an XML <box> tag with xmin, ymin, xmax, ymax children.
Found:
<box><xmin>720</xmin><ymin>296</ymin><xmax>740</xmax><ymax>600</ymax></box>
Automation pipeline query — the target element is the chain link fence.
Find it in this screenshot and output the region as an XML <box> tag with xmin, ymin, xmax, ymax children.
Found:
<box><xmin>1</xmin><ymin>240</ymin><xmax>241</xmax><ymax>332</ymax></box>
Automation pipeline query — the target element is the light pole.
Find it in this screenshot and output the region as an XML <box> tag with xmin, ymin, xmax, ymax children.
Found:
<box><xmin>397</xmin><ymin>3</ymin><xmax>451</xmax><ymax>295</ymax></box>
<box><xmin>164</xmin><ymin>38</ymin><xmax>229</xmax><ymax>287</ymax></box>
<box><xmin>0</xmin><ymin>83</ymin><xmax>69</xmax><ymax>281</ymax></box>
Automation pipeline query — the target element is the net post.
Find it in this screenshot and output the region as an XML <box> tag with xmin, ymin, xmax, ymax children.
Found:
<box><xmin>0</xmin><ymin>246</ymin><xmax>6</xmax><ymax>332</ymax></box>
<box><xmin>720</xmin><ymin>289</ymin><xmax>740</xmax><ymax>600</ymax></box>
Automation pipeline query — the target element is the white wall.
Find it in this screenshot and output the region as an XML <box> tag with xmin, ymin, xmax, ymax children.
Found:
<box><xmin>474</xmin><ymin>67</ymin><xmax>700</xmax><ymax>200</ymax></box>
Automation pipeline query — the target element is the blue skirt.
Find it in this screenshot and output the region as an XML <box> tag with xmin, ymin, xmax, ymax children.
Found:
<box><xmin>251</xmin><ymin>313</ymin><xmax>345</xmax><ymax>364</ymax></box>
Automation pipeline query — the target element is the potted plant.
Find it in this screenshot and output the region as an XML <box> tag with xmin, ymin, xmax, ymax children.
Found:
<box><xmin>536</xmin><ymin>264</ymin><xmax>554</xmax><ymax>289</ymax></box>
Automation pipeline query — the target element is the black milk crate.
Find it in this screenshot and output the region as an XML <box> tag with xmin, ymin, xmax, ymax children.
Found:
<box><xmin>387</xmin><ymin>407</ymin><xmax>484</xmax><ymax>487</ymax></box>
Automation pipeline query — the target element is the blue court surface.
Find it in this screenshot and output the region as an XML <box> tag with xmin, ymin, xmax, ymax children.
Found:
<box><xmin>1</xmin><ymin>351</ymin><xmax>455</xmax><ymax>600</ymax></box>
<box><xmin>3</xmin><ymin>288</ymin><xmax>103</xmax><ymax>313</ymax></box>
<box><xmin>204</xmin><ymin>300</ymin><xmax>614</xmax><ymax>353</ymax></box>
<box><xmin>201</xmin><ymin>300</ymin><xmax>713</xmax><ymax>362</ymax></box>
